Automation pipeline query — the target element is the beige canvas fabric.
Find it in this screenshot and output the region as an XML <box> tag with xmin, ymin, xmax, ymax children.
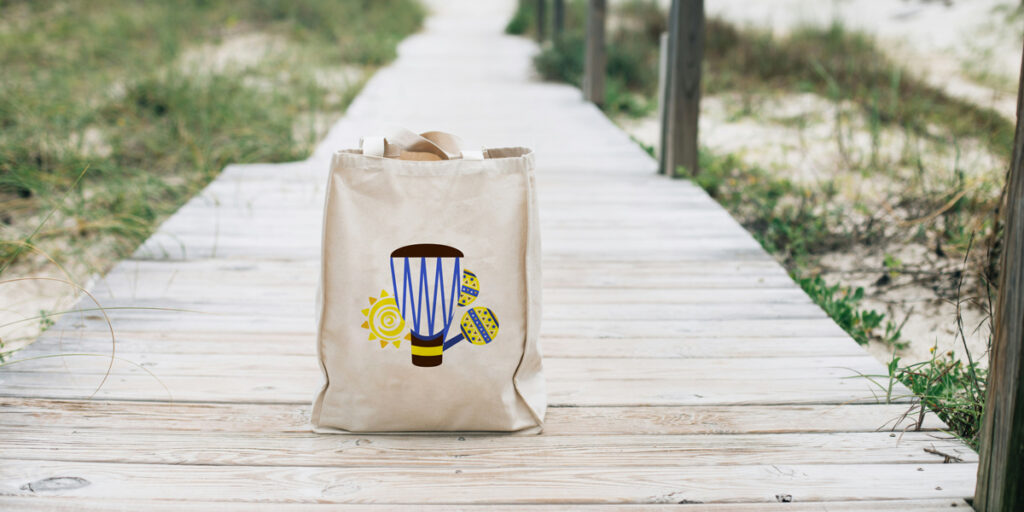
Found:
<box><xmin>311</xmin><ymin>130</ymin><xmax>546</xmax><ymax>433</ymax></box>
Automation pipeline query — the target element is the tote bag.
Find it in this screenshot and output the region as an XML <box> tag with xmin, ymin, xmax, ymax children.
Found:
<box><xmin>311</xmin><ymin>129</ymin><xmax>546</xmax><ymax>433</ymax></box>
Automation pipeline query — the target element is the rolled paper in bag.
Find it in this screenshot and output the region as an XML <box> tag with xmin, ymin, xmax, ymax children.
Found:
<box><xmin>389</xmin><ymin>244</ymin><xmax>463</xmax><ymax>367</ymax></box>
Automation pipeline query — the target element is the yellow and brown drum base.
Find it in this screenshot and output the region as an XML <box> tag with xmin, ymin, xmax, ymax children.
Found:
<box><xmin>410</xmin><ymin>332</ymin><xmax>444</xmax><ymax>367</ymax></box>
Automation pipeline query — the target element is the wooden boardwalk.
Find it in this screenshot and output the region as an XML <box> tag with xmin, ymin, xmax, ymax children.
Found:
<box><xmin>0</xmin><ymin>1</ymin><xmax>978</xmax><ymax>509</ymax></box>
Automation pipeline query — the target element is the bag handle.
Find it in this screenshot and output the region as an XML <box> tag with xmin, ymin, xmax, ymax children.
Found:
<box><xmin>361</xmin><ymin>128</ymin><xmax>484</xmax><ymax>161</ymax></box>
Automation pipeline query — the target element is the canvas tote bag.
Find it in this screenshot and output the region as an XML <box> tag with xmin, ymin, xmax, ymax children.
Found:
<box><xmin>311</xmin><ymin>129</ymin><xmax>546</xmax><ymax>433</ymax></box>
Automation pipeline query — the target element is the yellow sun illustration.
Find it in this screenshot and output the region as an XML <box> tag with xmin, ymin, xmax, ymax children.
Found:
<box><xmin>361</xmin><ymin>289</ymin><xmax>411</xmax><ymax>348</ymax></box>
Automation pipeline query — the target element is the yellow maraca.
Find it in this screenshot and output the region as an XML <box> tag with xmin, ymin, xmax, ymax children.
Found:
<box><xmin>443</xmin><ymin>307</ymin><xmax>499</xmax><ymax>350</ymax></box>
<box><xmin>458</xmin><ymin>270</ymin><xmax>480</xmax><ymax>306</ymax></box>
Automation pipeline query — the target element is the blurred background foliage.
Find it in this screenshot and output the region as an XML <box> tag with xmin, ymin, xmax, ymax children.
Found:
<box><xmin>0</xmin><ymin>0</ymin><xmax>424</xmax><ymax>276</ymax></box>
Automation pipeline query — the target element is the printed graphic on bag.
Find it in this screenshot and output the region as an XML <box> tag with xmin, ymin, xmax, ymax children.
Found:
<box><xmin>360</xmin><ymin>290</ymin><xmax>411</xmax><ymax>348</ymax></box>
<box><xmin>359</xmin><ymin>243</ymin><xmax>500</xmax><ymax>367</ymax></box>
<box><xmin>457</xmin><ymin>270</ymin><xmax>479</xmax><ymax>306</ymax></box>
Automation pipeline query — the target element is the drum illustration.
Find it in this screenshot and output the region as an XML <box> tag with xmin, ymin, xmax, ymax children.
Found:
<box><xmin>389</xmin><ymin>244</ymin><xmax>464</xmax><ymax>367</ymax></box>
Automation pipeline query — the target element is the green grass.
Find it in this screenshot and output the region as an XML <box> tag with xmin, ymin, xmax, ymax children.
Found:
<box><xmin>0</xmin><ymin>0</ymin><xmax>425</xmax><ymax>357</ymax></box>
<box><xmin>893</xmin><ymin>349</ymin><xmax>987</xmax><ymax>449</ymax></box>
<box><xmin>0</xmin><ymin>0</ymin><xmax>424</xmax><ymax>274</ymax></box>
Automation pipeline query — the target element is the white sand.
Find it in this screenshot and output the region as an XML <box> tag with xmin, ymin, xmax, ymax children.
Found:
<box><xmin>621</xmin><ymin>0</ymin><xmax>1021</xmax><ymax>117</ymax></box>
<box><xmin>705</xmin><ymin>0</ymin><xmax>1021</xmax><ymax>118</ymax></box>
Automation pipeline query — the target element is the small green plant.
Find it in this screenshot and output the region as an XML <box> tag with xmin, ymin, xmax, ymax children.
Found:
<box><xmin>692</xmin><ymin>151</ymin><xmax>849</xmax><ymax>268</ymax></box>
<box><xmin>889</xmin><ymin>348</ymin><xmax>987</xmax><ymax>448</ymax></box>
<box><xmin>882</xmin><ymin>253</ymin><xmax>902</xmax><ymax>278</ymax></box>
<box><xmin>36</xmin><ymin>310</ymin><xmax>55</xmax><ymax>331</ymax></box>
<box><xmin>630</xmin><ymin>136</ymin><xmax>656</xmax><ymax>158</ymax></box>
<box><xmin>797</xmin><ymin>275</ymin><xmax>903</xmax><ymax>348</ymax></box>
<box><xmin>534</xmin><ymin>31</ymin><xmax>585</xmax><ymax>85</ymax></box>
<box><xmin>505</xmin><ymin>2</ymin><xmax>536</xmax><ymax>35</ymax></box>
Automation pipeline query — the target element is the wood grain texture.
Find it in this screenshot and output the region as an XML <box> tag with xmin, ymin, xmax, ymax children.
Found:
<box><xmin>664</xmin><ymin>0</ymin><xmax>704</xmax><ymax>177</ymax></box>
<box><xmin>0</xmin><ymin>497</ymin><xmax>975</xmax><ymax>511</ymax></box>
<box><xmin>0</xmin><ymin>429</ymin><xmax>975</xmax><ymax>467</ymax></box>
<box><xmin>975</xmin><ymin>35</ymin><xmax>1024</xmax><ymax>512</ymax></box>
<box><xmin>0</xmin><ymin>0</ymin><xmax>977</xmax><ymax>508</ymax></box>
<box><xmin>0</xmin><ymin>459</ymin><xmax>977</xmax><ymax>504</ymax></box>
<box><xmin>0</xmin><ymin>398</ymin><xmax>946</xmax><ymax>434</ymax></box>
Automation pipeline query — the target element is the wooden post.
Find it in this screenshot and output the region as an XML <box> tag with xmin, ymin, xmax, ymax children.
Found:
<box><xmin>662</xmin><ymin>0</ymin><xmax>704</xmax><ymax>177</ymax></box>
<box><xmin>583</xmin><ymin>0</ymin><xmax>606</xmax><ymax>106</ymax></box>
<box><xmin>535</xmin><ymin>0</ymin><xmax>546</xmax><ymax>43</ymax></box>
<box><xmin>553</xmin><ymin>0</ymin><xmax>565</xmax><ymax>38</ymax></box>
<box><xmin>658</xmin><ymin>0</ymin><xmax>679</xmax><ymax>174</ymax></box>
<box><xmin>656</xmin><ymin>30</ymin><xmax>671</xmax><ymax>171</ymax></box>
<box><xmin>975</xmin><ymin>36</ymin><xmax>1024</xmax><ymax>512</ymax></box>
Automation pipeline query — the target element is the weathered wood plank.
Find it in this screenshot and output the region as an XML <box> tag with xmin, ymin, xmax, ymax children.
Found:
<box><xmin>19</xmin><ymin>333</ymin><xmax>866</xmax><ymax>358</ymax></box>
<box><xmin>0</xmin><ymin>459</ymin><xmax>976</xmax><ymax>503</ymax></box>
<box><xmin>0</xmin><ymin>429</ymin><xmax>975</xmax><ymax>467</ymax></box>
<box><xmin>0</xmin><ymin>497</ymin><xmax>976</xmax><ymax>511</ymax></box>
<box><xmin>84</xmin><ymin>288</ymin><xmax>813</xmax><ymax>307</ymax></box>
<box><xmin>23</xmin><ymin>301</ymin><xmax>830</xmax><ymax>322</ymax></box>
<box><xmin>24</xmin><ymin>315</ymin><xmax>849</xmax><ymax>338</ymax></box>
<box><xmin>87</xmin><ymin>263</ymin><xmax>801</xmax><ymax>296</ymax></box>
<box><xmin>0</xmin><ymin>367</ymin><xmax>903</xmax><ymax>406</ymax></box>
<box><xmin>133</xmin><ymin>235</ymin><xmax>769</xmax><ymax>262</ymax></box>
<box><xmin>0</xmin><ymin>399</ymin><xmax>946</xmax><ymax>434</ymax></box>
<box><xmin>0</xmin><ymin>354</ymin><xmax>886</xmax><ymax>381</ymax></box>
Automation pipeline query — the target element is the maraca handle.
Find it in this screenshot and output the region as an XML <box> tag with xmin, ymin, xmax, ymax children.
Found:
<box><xmin>443</xmin><ymin>333</ymin><xmax>464</xmax><ymax>351</ymax></box>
